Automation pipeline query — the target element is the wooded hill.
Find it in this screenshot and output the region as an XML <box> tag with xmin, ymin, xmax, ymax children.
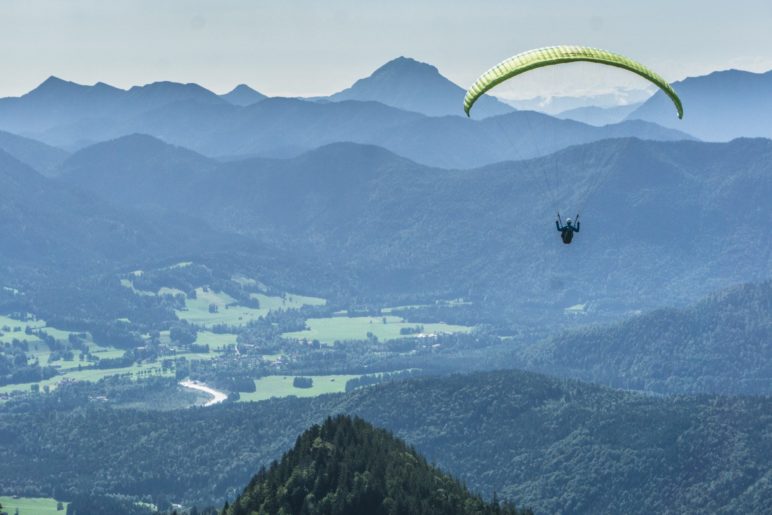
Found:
<box><xmin>226</xmin><ymin>415</ymin><xmax>528</xmax><ymax>515</ymax></box>
<box><xmin>516</xmin><ymin>280</ymin><xmax>772</xmax><ymax>394</ymax></box>
<box><xmin>2</xmin><ymin>369</ymin><xmax>769</xmax><ymax>514</ymax></box>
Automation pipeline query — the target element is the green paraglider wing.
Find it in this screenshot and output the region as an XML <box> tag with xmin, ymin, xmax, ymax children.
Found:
<box><xmin>464</xmin><ymin>45</ymin><xmax>683</xmax><ymax>119</ymax></box>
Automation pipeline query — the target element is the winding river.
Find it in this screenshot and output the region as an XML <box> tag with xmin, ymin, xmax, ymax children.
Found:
<box><xmin>179</xmin><ymin>380</ymin><xmax>228</xmax><ymax>407</ymax></box>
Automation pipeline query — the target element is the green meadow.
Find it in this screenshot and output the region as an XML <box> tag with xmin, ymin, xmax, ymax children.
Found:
<box><xmin>0</xmin><ymin>361</ymin><xmax>173</xmax><ymax>396</ymax></box>
<box><xmin>0</xmin><ymin>314</ymin><xmax>127</xmax><ymax>371</ymax></box>
<box><xmin>0</xmin><ymin>496</ymin><xmax>66</xmax><ymax>514</ymax></box>
<box><xmin>238</xmin><ymin>374</ymin><xmax>361</xmax><ymax>402</ymax></box>
<box><xmin>176</xmin><ymin>288</ymin><xmax>326</xmax><ymax>327</ymax></box>
<box><xmin>194</xmin><ymin>330</ymin><xmax>239</xmax><ymax>351</ymax></box>
<box><xmin>0</xmin><ymin>314</ymin><xmax>70</xmax><ymax>344</ymax></box>
<box><xmin>282</xmin><ymin>315</ymin><xmax>471</xmax><ymax>344</ymax></box>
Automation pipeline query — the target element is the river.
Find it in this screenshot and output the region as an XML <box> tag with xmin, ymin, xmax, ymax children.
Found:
<box><xmin>179</xmin><ymin>380</ymin><xmax>228</xmax><ymax>407</ymax></box>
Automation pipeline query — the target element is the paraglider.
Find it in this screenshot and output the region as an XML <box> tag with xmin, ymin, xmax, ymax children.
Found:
<box><xmin>463</xmin><ymin>46</ymin><xmax>683</xmax><ymax>245</ymax></box>
<box><xmin>556</xmin><ymin>214</ymin><xmax>580</xmax><ymax>245</ymax></box>
<box><xmin>464</xmin><ymin>45</ymin><xmax>683</xmax><ymax>119</ymax></box>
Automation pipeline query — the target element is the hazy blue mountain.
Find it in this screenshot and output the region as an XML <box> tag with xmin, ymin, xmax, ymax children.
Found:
<box><xmin>220</xmin><ymin>84</ymin><xmax>267</xmax><ymax>106</ymax></box>
<box><xmin>0</xmin><ymin>144</ymin><xmax>256</xmax><ymax>285</ymax></box>
<box><xmin>328</xmin><ymin>56</ymin><xmax>512</xmax><ymax>118</ymax></box>
<box><xmin>58</xmin><ymin>137</ymin><xmax>771</xmax><ymax>317</ymax></box>
<box><xmin>374</xmin><ymin>111</ymin><xmax>692</xmax><ymax>168</ymax></box>
<box><xmin>627</xmin><ymin>68</ymin><xmax>772</xmax><ymax>140</ymax></box>
<box><xmin>100</xmin><ymin>97</ymin><xmax>690</xmax><ymax>168</ymax></box>
<box><xmin>0</xmin><ymin>148</ymin><xmax>189</xmax><ymax>270</ymax></box>
<box><xmin>131</xmin><ymin>96</ymin><xmax>426</xmax><ymax>158</ymax></box>
<box><xmin>521</xmin><ymin>281</ymin><xmax>772</xmax><ymax>395</ymax></box>
<box><xmin>58</xmin><ymin>133</ymin><xmax>217</xmax><ymax>207</ymax></box>
<box><xmin>0</xmin><ymin>77</ymin><xmax>227</xmax><ymax>148</ymax></box>
<box><xmin>505</xmin><ymin>88</ymin><xmax>653</xmax><ymax>115</ymax></box>
<box><xmin>0</xmin><ymin>73</ymin><xmax>690</xmax><ymax>164</ymax></box>
<box><xmin>556</xmin><ymin>103</ymin><xmax>641</xmax><ymax>126</ymax></box>
<box><xmin>0</xmin><ymin>76</ymin><xmax>124</xmax><ymax>135</ymax></box>
<box><xmin>0</xmin><ymin>129</ymin><xmax>69</xmax><ymax>175</ymax></box>
<box><xmin>3</xmin><ymin>370</ymin><xmax>769</xmax><ymax>514</ymax></box>
<box><xmin>140</xmin><ymin>98</ymin><xmax>691</xmax><ymax>168</ymax></box>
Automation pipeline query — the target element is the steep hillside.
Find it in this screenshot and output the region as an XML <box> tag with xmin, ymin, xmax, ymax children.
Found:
<box><xmin>521</xmin><ymin>281</ymin><xmax>772</xmax><ymax>394</ymax></box>
<box><xmin>0</xmin><ymin>148</ymin><xmax>177</xmax><ymax>270</ymax></box>
<box><xmin>628</xmin><ymin>69</ymin><xmax>772</xmax><ymax>140</ymax></box>
<box><xmin>227</xmin><ymin>415</ymin><xmax>527</xmax><ymax>515</ymax></box>
<box><xmin>57</xmin><ymin>134</ymin><xmax>217</xmax><ymax>208</ymax></box>
<box><xmin>0</xmin><ymin>130</ymin><xmax>68</xmax><ymax>175</ymax></box>
<box><xmin>0</xmin><ymin>146</ymin><xmax>281</xmax><ymax>330</ymax></box>
<box><xmin>1</xmin><ymin>370</ymin><xmax>769</xmax><ymax>514</ymax></box>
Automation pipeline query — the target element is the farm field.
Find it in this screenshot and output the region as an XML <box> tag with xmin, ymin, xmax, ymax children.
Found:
<box><xmin>238</xmin><ymin>374</ymin><xmax>361</xmax><ymax>402</ymax></box>
<box><xmin>176</xmin><ymin>288</ymin><xmax>326</xmax><ymax>327</ymax></box>
<box><xmin>282</xmin><ymin>315</ymin><xmax>471</xmax><ymax>344</ymax></box>
<box><xmin>0</xmin><ymin>314</ymin><xmax>72</xmax><ymax>344</ymax></box>
<box><xmin>28</xmin><ymin>341</ymin><xmax>127</xmax><ymax>371</ymax></box>
<box><xmin>0</xmin><ymin>496</ymin><xmax>66</xmax><ymax>515</ymax></box>
<box><xmin>0</xmin><ymin>361</ymin><xmax>173</xmax><ymax>396</ymax></box>
<box><xmin>250</xmin><ymin>292</ymin><xmax>326</xmax><ymax>310</ymax></box>
<box><xmin>193</xmin><ymin>331</ymin><xmax>238</xmax><ymax>351</ymax></box>
<box><xmin>0</xmin><ymin>314</ymin><xmax>127</xmax><ymax>370</ymax></box>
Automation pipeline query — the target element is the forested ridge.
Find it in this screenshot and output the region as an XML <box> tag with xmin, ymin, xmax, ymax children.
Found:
<box><xmin>56</xmin><ymin>136</ymin><xmax>772</xmax><ymax>318</ymax></box>
<box><xmin>519</xmin><ymin>280</ymin><xmax>772</xmax><ymax>394</ymax></box>
<box><xmin>227</xmin><ymin>415</ymin><xmax>528</xmax><ymax>515</ymax></box>
<box><xmin>1</xmin><ymin>369</ymin><xmax>769</xmax><ymax>514</ymax></box>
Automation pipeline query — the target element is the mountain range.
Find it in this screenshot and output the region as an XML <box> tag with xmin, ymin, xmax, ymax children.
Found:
<box><xmin>5</xmin><ymin>60</ymin><xmax>772</xmax><ymax>159</ymax></box>
<box><xmin>0</xmin><ymin>58</ymin><xmax>691</xmax><ymax>167</ymax></box>
<box><xmin>54</xmin><ymin>135</ymin><xmax>772</xmax><ymax>318</ymax></box>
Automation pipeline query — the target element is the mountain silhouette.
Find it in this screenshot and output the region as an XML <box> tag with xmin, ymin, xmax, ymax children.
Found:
<box><xmin>220</xmin><ymin>84</ymin><xmax>267</xmax><ymax>106</ymax></box>
<box><xmin>628</xmin><ymin>68</ymin><xmax>772</xmax><ymax>140</ymax></box>
<box><xmin>329</xmin><ymin>56</ymin><xmax>512</xmax><ymax>118</ymax></box>
<box><xmin>227</xmin><ymin>415</ymin><xmax>528</xmax><ymax>515</ymax></box>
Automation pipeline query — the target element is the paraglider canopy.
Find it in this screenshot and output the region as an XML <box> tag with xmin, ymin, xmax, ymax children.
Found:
<box><xmin>464</xmin><ymin>45</ymin><xmax>683</xmax><ymax>119</ymax></box>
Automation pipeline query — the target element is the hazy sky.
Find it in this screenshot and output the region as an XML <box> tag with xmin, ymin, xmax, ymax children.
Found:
<box><xmin>1</xmin><ymin>0</ymin><xmax>771</xmax><ymax>99</ymax></box>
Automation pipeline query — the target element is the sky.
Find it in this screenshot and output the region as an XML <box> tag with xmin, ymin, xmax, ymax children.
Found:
<box><xmin>1</xmin><ymin>0</ymin><xmax>771</xmax><ymax>99</ymax></box>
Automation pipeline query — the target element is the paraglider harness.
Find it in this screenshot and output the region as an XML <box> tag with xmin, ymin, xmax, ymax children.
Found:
<box><xmin>556</xmin><ymin>213</ymin><xmax>580</xmax><ymax>245</ymax></box>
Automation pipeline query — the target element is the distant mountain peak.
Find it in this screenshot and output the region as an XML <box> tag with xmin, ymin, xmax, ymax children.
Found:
<box><xmin>39</xmin><ymin>75</ymin><xmax>68</xmax><ymax>87</ymax></box>
<box><xmin>329</xmin><ymin>56</ymin><xmax>512</xmax><ymax>118</ymax></box>
<box><xmin>371</xmin><ymin>56</ymin><xmax>440</xmax><ymax>76</ymax></box>
<box><xmin>128</xmin><ymin>81</ymin><xmax>208</xmax><ymax>93</ymax></box>
<box><xmin>229</xmin><ymin>84</ymin><xmax>258</xmax><ymax>93</ymax></box>
<box><xmin>27</xmin><ymin>76</ymin><xmax>85</xmax><ymax>96</ymax></box>
<box><xmin>221</xmin><ymin>84</ymin><xmax>267</xmax><ymax>106</ymax></box>
<box><xmin>125</xmin><ymin>81</ymin><xmax>225</xmax><ymax>107</ymax></box>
